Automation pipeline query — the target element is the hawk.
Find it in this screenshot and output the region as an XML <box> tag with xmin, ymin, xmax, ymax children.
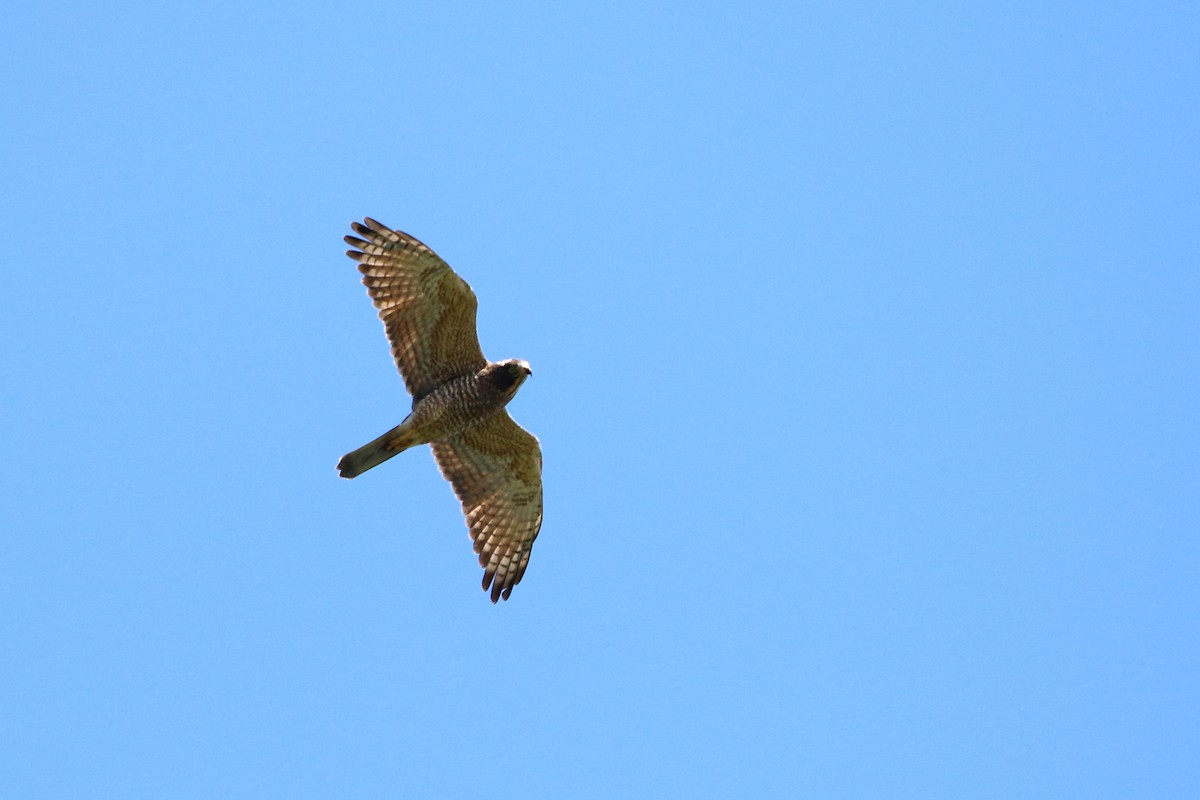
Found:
<box><xmin>336</xmin><ymin>218</ymin><xmax>543</xmax><ymax>602</ymax></box>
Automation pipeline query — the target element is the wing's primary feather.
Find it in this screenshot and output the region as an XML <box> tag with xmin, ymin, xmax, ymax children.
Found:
<box><xmin>431</xmin><ymin>411</ymin><xmax>543</xmax><ymax>602</ymax></box>
<box><xmin>345</xmin><ymin>218</ymin><xmax>486</xmax><ymax>401</ymax></box>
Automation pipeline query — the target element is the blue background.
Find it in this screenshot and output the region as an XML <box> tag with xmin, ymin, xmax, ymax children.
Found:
<box><xmin>3</xmin><ymin>2</ymin><xmax>1197</xmax><ymax>797</ymax></box>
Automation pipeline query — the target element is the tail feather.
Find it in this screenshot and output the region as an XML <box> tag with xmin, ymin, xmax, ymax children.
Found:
<box><xmin>338</xmin><ymin>424</ymin><xmax>411</xmax><ymax>478</ymax></box>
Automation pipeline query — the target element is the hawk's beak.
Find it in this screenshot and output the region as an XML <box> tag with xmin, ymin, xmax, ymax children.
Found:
<box><xmin>523</xmin><ymin>366</ymin><xmax>533</xmax><ymax>376</ymax></box>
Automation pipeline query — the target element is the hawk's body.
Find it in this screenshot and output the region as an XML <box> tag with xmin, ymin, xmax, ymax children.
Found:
<box><xmin>337</xmin><ymin>219</ymin><xmax>542</xmax><ymax>602</ymax></box>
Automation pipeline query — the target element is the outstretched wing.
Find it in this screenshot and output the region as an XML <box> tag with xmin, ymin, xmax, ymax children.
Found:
<box><xmin>345</xmin><ymin>218</ymin><xmax>487</xmax><ymax>401</ymax></box>
<box><xmin>431</xmin><ymin>412</ymin><xmax>543</xmax><ymax>602</ymax></box>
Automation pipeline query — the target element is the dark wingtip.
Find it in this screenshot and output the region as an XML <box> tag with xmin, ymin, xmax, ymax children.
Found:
<box><xmin>483</xmin><ymin>572</ymin><xmax>507</xmax><ymax>603</ymax></box>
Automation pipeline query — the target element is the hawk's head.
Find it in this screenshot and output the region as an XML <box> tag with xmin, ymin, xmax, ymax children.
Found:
<box><xmin>484</xmin><ymin>358</ymin><xmax>533</xmax><ymax>399</ymax></box>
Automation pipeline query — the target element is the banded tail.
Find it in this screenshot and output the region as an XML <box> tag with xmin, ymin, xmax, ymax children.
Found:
<box><xmin>337</xmin><ymin>422</ymin><xmax>418</xmax><ymax>478</ymax></box>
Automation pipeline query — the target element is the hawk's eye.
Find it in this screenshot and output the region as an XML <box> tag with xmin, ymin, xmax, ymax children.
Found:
<box><xmin>507</xmin><ymin>364</ymin><xmax>520</xmax><ymax>376</ymax></box>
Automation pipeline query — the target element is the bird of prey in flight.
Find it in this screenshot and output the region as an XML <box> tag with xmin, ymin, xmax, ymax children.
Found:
<box><xmin>337</xmin><ymin>219</ymin><xmax>543</xmax><ymax>602</ymax></box>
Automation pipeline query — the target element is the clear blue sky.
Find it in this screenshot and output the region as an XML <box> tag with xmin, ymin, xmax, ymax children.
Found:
<box><xmin>3</xmin><ymin>2</ymin><xmax>1197</xmax><ymax>797</ymax></box>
